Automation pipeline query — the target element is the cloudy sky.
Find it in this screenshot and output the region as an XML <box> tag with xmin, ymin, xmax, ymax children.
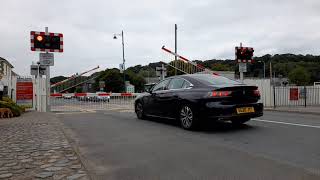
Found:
<box><xmin>1</xmin><ymin>0</ymin><xmax>320</xmax><ymax>76</ymax></box>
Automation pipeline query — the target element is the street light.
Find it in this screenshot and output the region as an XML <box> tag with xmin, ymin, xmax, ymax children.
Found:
<box><xmin>258</xmin><ymin>60</ymin><xmax>266</xmax><ymax>78</ymax></box>
<box><xmin>113</xmin><ymin>30</ymin><xmax>126</xmax><ymax>92</ymax></box>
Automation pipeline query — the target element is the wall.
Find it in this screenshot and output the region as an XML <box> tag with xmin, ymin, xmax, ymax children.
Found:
<box><xmin>35</xmin><ymin>77</ymin><xmax>47</xmax><ymax>112</ymax></box>
<box><xmin>242</xmin><ymin>79</ymin><xmax>320</xmax><ymax>107</ymax></box>
<box><xmin>1</xmin><ymin>63</ymin><xmax>13</xmax><ymax>98</ymax></box>
<box><xmin>243</xmin><ymin>79</ymin><xmax>273</xmax><ymax>107</ymax></box>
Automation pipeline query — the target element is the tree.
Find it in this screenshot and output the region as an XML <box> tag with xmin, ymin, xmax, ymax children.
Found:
<box><xmin>288</xmin><ymin>66</ymin><xmax>311</xmax><ymax>86</ymax></box>
<box><xmin>95</xmin><ymin>68</ymin><xmax>124</xmax><ymax>92</ymax></box>
<box><xmin>50</xmin><ymin>76</ymin><xmax>67</xmax><ymax>84</ymax></box>
<box><xmin>126</xmin><ymin>71</ymin><xmax>146</xmax><ymax>92</ymax></box>
<box><xmin>75</xmin><ymin>87</ymin><xmax>83</xmax><ymax>93</ymax></box>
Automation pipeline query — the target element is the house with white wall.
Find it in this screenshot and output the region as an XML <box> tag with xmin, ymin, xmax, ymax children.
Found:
<box><xmin>0</xmin><ymin>57</ymin><xmax>15</xmax><ymax>99</ymax></box>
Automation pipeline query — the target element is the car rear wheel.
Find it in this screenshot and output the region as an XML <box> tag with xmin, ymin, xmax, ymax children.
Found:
<box><xmin>231</xmin><ymin>118</ymin><xmax>250</xmax><ymax>126</ymax></box>
<box><xmin>179</xmin><ymin>105</ymin><xmax>198</xmax><ymax>130</ymax></box>
<box><xmin>135</xmin><ymin>102</ymin><xmax>145</xmax><ymax>119</ymax></box>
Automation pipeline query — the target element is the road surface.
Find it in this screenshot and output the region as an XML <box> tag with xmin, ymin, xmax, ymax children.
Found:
<box><xmin>58</xmin><ymin>110</ymin><xmax>320</xmax><ymax>180</ymax></box>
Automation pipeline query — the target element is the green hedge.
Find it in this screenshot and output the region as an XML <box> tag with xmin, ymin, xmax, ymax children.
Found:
<box><xmin>0</xmin><ymin>97</ymin><xmax>24</xmax><ymax>117</ymax></box>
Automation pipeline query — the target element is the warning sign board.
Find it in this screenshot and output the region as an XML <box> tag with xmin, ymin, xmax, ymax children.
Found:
<box><xmin>16</xmin><ymin>78</ymin><xmax>33</xmax><ymax>106</ymax></box>
<box><xmin>289</xmin><ymin>88</ymin><xmax>299</xmax><ymax>100</ymax></box>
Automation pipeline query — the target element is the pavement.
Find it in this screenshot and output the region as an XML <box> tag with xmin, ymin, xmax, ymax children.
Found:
<box><xmin>0</xmin><ymin>112</ymin><xmax>90</xmax><ymax>180</ymax></box>
<box><xmin>58</xmin><ymin>110</ymin><xmax>320</xmax><ymax>180</ymax></box>
<box><xmin>265</xmin><ymin>106</ymin><xmax>320</xmax><ymax>115</ymax></box>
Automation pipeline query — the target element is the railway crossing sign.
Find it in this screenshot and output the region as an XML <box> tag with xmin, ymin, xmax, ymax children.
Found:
<box><xmin>235</xmin><ymin>47</ymin><xmax>254</xmax><ymax>63</ymax></box>
<box><xmin>30</xmin><ymin>31</ymin><xmax>63</xmax><ymax>52</ymax></box>
<box><xmin>39</xmin><ymin>53</ymin><xmax>54</xmax><ymax>66</ymax></box>
<box><xmin>239</xmin><ymin>62</ymin><xmax>247</xmax><ymax>73</ymax></box>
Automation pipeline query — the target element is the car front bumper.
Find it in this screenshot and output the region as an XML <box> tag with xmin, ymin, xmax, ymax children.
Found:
<box><xmin>199</xmin><ymin>102</ymin><xmax>263</xmax><ymax>120</ymax></box>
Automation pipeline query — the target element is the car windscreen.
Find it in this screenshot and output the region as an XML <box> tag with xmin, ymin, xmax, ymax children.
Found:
<box><xmin>191</xmin><ymin>74</ymin><xmax>241</xmax><ymax>86</ymax></box>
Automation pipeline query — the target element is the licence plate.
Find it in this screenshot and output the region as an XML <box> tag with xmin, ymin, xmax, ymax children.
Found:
<box><xmin>236</xmin><ymin>107</ymin><xmax>255</xmax><ymax>114</ymax></box>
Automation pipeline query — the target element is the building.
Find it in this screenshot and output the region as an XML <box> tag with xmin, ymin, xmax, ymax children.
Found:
<box><xmin>125</xmin><ymin>81</ymin><xmax>135</xmax><ymax>93</ymax></box>
<box><xmin>0</xmin><ymin>57</ymin><xmax>15</xmax><ymax>99</ymax></box>
<box><xmin>81</xmin><ymin>78</ymin><xmax>96</xmax><ymax>92</ymax></box>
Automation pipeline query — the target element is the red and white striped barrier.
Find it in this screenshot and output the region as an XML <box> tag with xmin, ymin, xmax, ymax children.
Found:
<box><xmin>50</xmin><ymin>93</ymin><xmax>141</xmax><ymax>97</ymax></box>
<box><xmin>161</xmin><ymin>46</ymin><xmax>219</xmax><ymax>76</ymax></box>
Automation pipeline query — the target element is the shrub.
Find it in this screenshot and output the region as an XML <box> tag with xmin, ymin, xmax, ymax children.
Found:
<box><xmin>2</xmin><ymin>96</ymin><xmax>15</xmax><ymax>104</ymax></box>
<box><xmin>0</xmin><ymin>97</ymin><xmax>24</xmax><ymax>117</ymax></box>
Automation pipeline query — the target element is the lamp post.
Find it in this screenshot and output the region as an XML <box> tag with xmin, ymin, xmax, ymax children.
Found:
<box><xmin>258</xmin><ymin>60</ymin><xmax>266</xmax><ymax>78</ymax></box>
<box><xmin>113</xmin><ymin>30</ymin><xmax>126</xmax><ymax>92</ymax></box>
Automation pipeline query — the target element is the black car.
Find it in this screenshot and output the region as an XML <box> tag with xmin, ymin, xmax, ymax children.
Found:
<box><xmin>134</xmin><ymin>74</ymin><xmax>263</xmax><ymax>130</ymax></box>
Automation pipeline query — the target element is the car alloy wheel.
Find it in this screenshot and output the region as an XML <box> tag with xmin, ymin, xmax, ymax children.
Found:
<box><xmin>135</xmin><ymin>102</ymin><xmax>144</xmax><ymax>119</ymax></box>
<box><xmin>180</xmin><ymin>105</ymin><xmax>194</xmax><ymax>129</ymax></box>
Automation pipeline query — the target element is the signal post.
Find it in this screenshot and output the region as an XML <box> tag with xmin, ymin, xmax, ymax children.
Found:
<box><xmin>235</xmin><ymin>43</ymin><xmax>254</xmax><ymax>83</ymax></box>
<box><xmin>30</xmin><ymin>27</ymin><xmax>63</xmax><ymax>112</ymax></box>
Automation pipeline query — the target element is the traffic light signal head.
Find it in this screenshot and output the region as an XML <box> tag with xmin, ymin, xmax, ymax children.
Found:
<box><xmin>36</xmin><ymin>35</ymin><xmax>43</xmax><ymax>42</ymax></box>
<box><xmin>31</xmin><ymin>31</ymin><xmax>63</xmax><ymax>52</ymax></box>
<box><xmin>235</xmin><ymin>47</ymin><xmax>254</xmax><ymax>63</ymax></box>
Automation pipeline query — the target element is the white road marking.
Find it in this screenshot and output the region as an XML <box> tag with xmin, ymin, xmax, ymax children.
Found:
<box><xmin>252</xmin><ymin>118</ymin><xmax>320</xmax><ymax>129</ymax></box>
<box><xmin>55</xmin><ymin>109</ymin><xmax>96</xmax><ymax>115</ymax></box>
<box><xmin>55</xmin><ymin>112</ymin><xmax>88</xmax><ymax>115</ymax></box>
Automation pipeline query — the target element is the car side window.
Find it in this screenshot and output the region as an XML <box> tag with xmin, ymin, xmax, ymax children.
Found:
<box><xmin>152</xmin><ymin>79</ymin><xmax>170</xmax><ymax>92</ymax></box>
<box><xmin>182</xmin><ymin>80</ymin><xmax>191</xmax><ymax>89</ymax></box>
<box><xmin>168</xmin><ymin>78</ymin><xmax>185</xmax><ymax>90</ymax></box>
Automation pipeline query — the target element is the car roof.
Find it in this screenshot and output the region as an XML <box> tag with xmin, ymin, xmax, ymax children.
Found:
<box><xmin>166</xmin><ymin>73</ymin><xmax>239</xmax><ymax>88</ymax></box>
<box><xmin>165</xmin><ymin>74</ymin><xmax>206</xmax><ymax>87</ymax></box>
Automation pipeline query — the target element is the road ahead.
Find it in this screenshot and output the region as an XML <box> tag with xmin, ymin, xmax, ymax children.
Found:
<box><xmin>58</xmin><ymin>110</ymin><xmax>320</xmax><ymax>180</ymax></box>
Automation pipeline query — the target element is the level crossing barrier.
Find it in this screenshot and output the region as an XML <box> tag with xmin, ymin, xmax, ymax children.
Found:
<box><xmin>50</xmin><ymin>92</ymin><xmax>143</xmax><ymax>112</ymax></box>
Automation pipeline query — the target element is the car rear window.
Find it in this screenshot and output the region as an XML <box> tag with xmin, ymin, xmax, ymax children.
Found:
<box><xmin>192</xmin><ymin>74</ymin><xmax>241</xmax><ymax>85</ymax></box>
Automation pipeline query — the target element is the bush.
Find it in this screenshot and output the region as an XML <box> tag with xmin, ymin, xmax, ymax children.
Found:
<box><xmin>0</xmin><ymin>97</ymin><xmax>24</xmax><ymax>117</ymax></box>
<box><xmin>19</xmin><ymin>105</ymin><xmax>32</xmax><ymax>112</ymax></box>
<box><xmin>2</xmin><ymin>96</ymin><xmax>15</xmax><ymax>104</ymax></box>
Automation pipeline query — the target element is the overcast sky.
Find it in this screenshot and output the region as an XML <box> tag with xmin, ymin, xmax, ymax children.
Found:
<box><xmin>1</xmin><ymin>0</ymin><xmax>320</xmax><ymax>76</ymax></box>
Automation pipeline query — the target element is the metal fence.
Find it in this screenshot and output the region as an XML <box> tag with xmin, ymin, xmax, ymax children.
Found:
<box><xmin>51</xmin><ymin>93</ymin><xmax>141</xmax><ymax>112</ymax></box>
<box><xmin>274</xmin><ymin>86</ymin><xmax>320</xmax><ymax>107</ymax></box>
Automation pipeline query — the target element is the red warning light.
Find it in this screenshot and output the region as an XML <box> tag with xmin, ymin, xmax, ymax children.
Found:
<box><xmin>36</xmin><ymin>35</ymin><xmax>43</xmax><ymax>42</ymax></box>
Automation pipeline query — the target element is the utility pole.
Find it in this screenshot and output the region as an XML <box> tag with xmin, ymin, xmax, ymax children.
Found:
<box><xmin>270</xmin><ymin>61</ymin><xmax>272</xmax><ymax>85</ymax></box>
<box><xmin>258</xmin><ymin>61</ymin><xmax>266</xmax><ymax>78</ymax></box>
<box><xmin>263</xmin><ymin>61</ymin><xmax>266</xmax><ymax>79</ymax></box>
<box><xmin>147</xmin><ymin>69</ymin><xmax>150</xmax><ymax>84</ymax></box>
<box><xmin>113</xmin><ymin>31</ymin><xmax>126</xmax><ymax>92</ymax></box>
<box><xmin>161</xmin><ymin>64</ymin><xmax>165</xmax><ymax>80</ymax></box>
<box><xmin>45</xmin><ymin>27</ymin><xmax>50</xmax><ymax>112</ymax></box>
<box><xmin>239</xmin><ymin>42</ymin><xmax>244</xmax><ymax>82</ymax></box>
<box><xmin>175</xmin><ymin>24</ymin><xmax>177</xmax><ymax>76</ymax></box>
<box><xmin>121</xmin><ymin>30</ymin><xmax>125</xmax><ymax>91</ymax></box>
